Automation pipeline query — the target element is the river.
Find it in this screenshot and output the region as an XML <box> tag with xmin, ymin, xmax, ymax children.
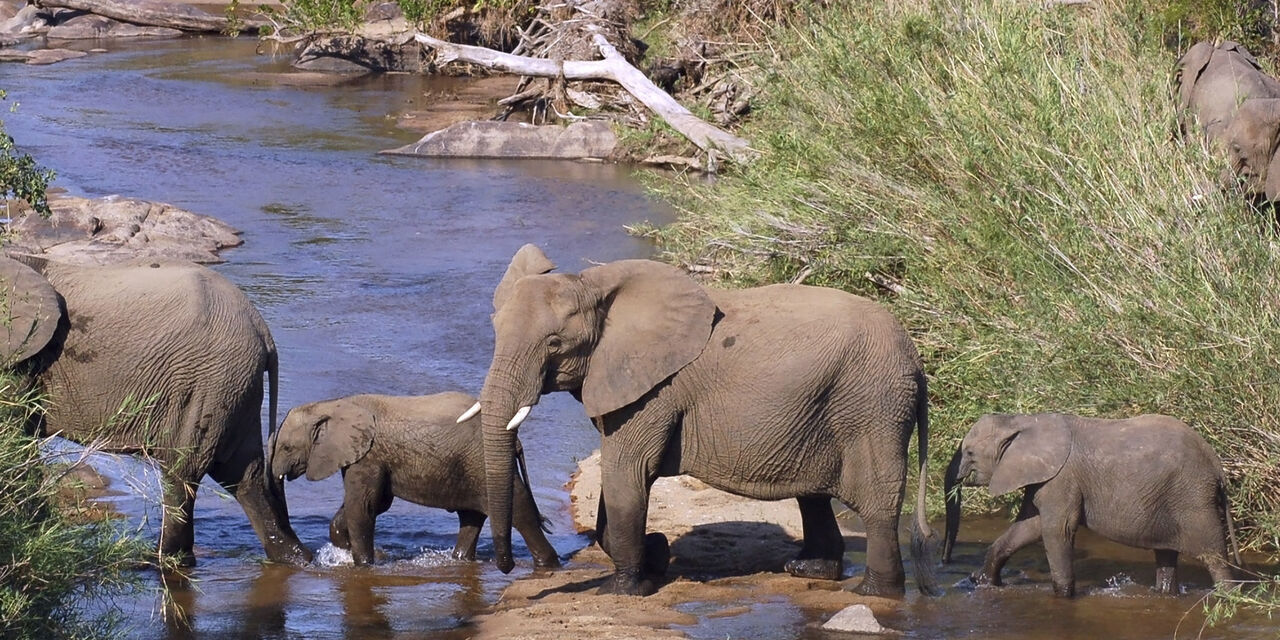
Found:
<box><xmin>2</xmin><ymin>34</ymin><xmax>1275</xmax><ymax>640</ymax></box>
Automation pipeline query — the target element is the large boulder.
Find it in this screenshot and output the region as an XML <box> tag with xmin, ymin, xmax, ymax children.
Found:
<box><xmin>5</xmin><ymin>195</ymin><xmax>243</xmax><ymax>265</ymax></box>
<box><xmin>47</xmin><ymin>13</ymin><xmax>182</xmax><ymax>39</ymax></box>
<box><xmin>383</xmin><ymin>120</ymin><xmax>618</xmax><ymax>160</ymax></box>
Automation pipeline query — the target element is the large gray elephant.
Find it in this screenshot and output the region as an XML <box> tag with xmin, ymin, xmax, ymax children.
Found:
<box><xmin>465</xmin><ymin>244</ymin><xmax>936</xmax><ymax>597</ymax></box>
<box><xmin>270</xmin><ymin>392</ymin><xmax>561</xmax><ymax>568</ymax></box>
<box><xmin>0</xmin><ymin>254</ymin><xmax>310</xmax><ymax>566</ymax></box>
<box><xmin>1174</xmin><ymin>40</ymin><xmax>1280</xmax><ymax>144</ymax></box>
<box><xmin>1222</xmin><ymin>97</ymin><xmax>1280</xmax><ymax>199</ymax></box>
<box><xmin>942</xmin><ymin>413</ymin><xmax>1239</xmax><ymax>597</ymax></box>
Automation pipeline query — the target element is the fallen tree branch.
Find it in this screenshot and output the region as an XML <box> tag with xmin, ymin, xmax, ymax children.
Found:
<box><xmin>36</xmin><ymin>0</ymin><xmax>266</xmax><ymax>33</ymax></box>
<box><xmin>414</xmin><ymin>31</ymin><xmax>758</xmax><ymax>166</ymax></box>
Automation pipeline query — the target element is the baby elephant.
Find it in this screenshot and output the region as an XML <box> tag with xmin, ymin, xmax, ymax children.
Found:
<box><xmin>270</xmin><ymin>392</ymin><xmax>561</xmax><ymax>567</ymax></box>
<box><xmin>1174</xmin><ymin>40</ymin><xmax>1280</xmax><ymax>144</ymax></box>
<box><xmin>942</xmin><ymin>413</ymin><xmax>1239</xmax><ymax>597</ymax></box>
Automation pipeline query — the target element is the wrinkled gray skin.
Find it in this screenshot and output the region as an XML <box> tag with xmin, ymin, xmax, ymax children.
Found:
<box><xmin>943</xmin><ymin>413</ymin><xmax>1240</xmax><ymax>597</ymax></box>
<box><xmin>270</xmin><ymin>392</ymin><xmax>561</xmax><ymax>568</ymax></box>
<box><xmin>474</xmin><ymin>244</ymin><xmax>936</xmax><ymax>597</ymax></box>
<box><xmin>1222</xmin><ymin>97</ymin><xmax>1280</xmax><ymax>199</ymax></box>
<box><xmin>0</xmin><ymin>254</ymin><xmax>311</xmax><ymax>566</ymax></box>
<box><xmin>1174</xmin><ymin>40</ymin><xmax>1280</xmax><ymax>144</ymax></box>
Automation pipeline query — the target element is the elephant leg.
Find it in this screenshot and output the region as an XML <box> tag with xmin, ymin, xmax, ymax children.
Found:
<box><xmin>596</xmin><ymin>494</ymin><xmax>664</xmax><ymax>575</ymax></box>
<box><xmin>330</xmin><ymin>505</ymin><xmax>352</xmax><ymax>550</ymax></box>
<box><xmin>341</xmin><ymin>466</ymin><xmax>388</xmax><ymax>565</ymax></box>
<box><xmin>1041</xmin><ymin>516</ymin><xmax>1078</xmax><ymax>597</ymax></box>
<box><xmin>595</xmin><ymin>440</ymin><xmax>662</xmax><ymax>596</ymax></box>
<box><xmin>158</xmin><ymin>472</ymin><xmax>199</xmax><ymax>567</ymax></box>
<box><xmin>976</xmin><ymin>515</ymin><xmax>1042</xmax><ymax>587</ymax></box>
<box><xmin>785</xmin><ymin>495</ymin><xmax>844</xmax><ymax>580</ymax></box>
<box><xmin>512</xmin><ymin>482</ymin><xmax>561</xmax><ymax>569</ymax></box>
<box><xmin>454</xmin><ymin>510</ymin><xmax>485</xmax><ymax>561</ymax></box>
<box><xmin>1154</xmin><ymin>549</ymin><xmax>1179</xmax><ymax>595</ymax></box>
<box><xmin>209</xmin><ymin>426</ymin><xmax>312</xmax><ymax>565</ymax></box>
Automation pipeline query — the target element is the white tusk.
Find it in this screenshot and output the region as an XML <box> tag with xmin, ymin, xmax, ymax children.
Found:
<box><xmin>457</xmin><ymin>402</ymin><xmax>481</xmax><ymax>423</ymax></box>
<box><xmin>278</xmin><ymin>474</ymin><xmax>285</xmax><ymax>482</ymax></box>
<box><xmin>506</xmin><ymin>405</ymin><xmax>531</xmax><ymax>431</ymax></box>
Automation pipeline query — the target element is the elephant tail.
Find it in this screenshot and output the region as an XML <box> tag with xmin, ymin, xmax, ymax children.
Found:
<box><xmin>264</xmin><ymin>340</ymin><xmax>283</xmax><ymax>501</ymax></box>
<box><xmin>515</xmin><ymin>440</ymin><xmax>552</xmax><ymax>534</ymax></box>
<box><xmin>909</xmin><ymin>374</ymin><xmax>942</xmax><ymax>596</ymax></box>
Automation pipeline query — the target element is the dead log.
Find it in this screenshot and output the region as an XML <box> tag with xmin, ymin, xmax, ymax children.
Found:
<box><xmin>36</xmin><ymin>0</ymin><xmax>266</xmax><ymax>33</ymax></box>
<box><xmin>414</xmin><ymin>31</ymin><xmax>758</xmax><ymax>166</ymax></box>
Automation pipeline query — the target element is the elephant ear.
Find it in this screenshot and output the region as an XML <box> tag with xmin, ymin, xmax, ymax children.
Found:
<box><xmin>577</xmin><ymin>260</ymin><xmax>717</xmax><ymax>418</ymax></box>
<box><xmin>493</xmin><ymin>244</ymin><xmax>556</xmax><ymax>315</ymax></box>
<box><xmin>0</xmin><ymin>255</ymin><xmax>62</xmax><ymax>366</ymax></box>
<box><xmin>987</xmin><ymin>415</ymin><xmax>1072</xmax><ymax>497</ymax></box>
<box><xmin>1175</xmin><ymin>42</ymin><xmax>1214</xmax><ymax>112</ymax></box>
<box><xmin>306</xmin><ymin>399</ymin><xmax>376</xmax><ymax>481</ymax></box>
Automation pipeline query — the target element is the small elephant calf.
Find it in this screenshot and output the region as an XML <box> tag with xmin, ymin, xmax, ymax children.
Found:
<box><xmin>943</xmin><ymin>413</ymin><xmax>1239</xmax><ymax>597</ymax></box>
<box><xmin>270</xmin><ymin>391</ymin><xmax>561</xmax><ymax>567</ymax></box>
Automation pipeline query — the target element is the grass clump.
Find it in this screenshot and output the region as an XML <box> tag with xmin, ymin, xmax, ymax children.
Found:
<box><xmin>649</xmin><ymin>0</ymin><xmax>1280</xmax><ymax>548</ymax></box>
<box><xmin>0</xmin><ymin>375</ymin><xmax>155</xmax><ymax>640</ymax></box>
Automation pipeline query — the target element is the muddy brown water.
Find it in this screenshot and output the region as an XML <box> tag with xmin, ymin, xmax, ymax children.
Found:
<box><xmin>3</xmin><ymin>36</ymin><xmax>1276</xmax><ymax>640</ymax></box>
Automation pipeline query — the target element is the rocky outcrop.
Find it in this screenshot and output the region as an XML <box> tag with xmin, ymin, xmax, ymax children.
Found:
<box><xmin>5</xmin><ymin>195</ymin><xmax>243</xmax><ymax>265</ymax></box>
<box><xmin>382</xmin><ymin>120</ymin><xmax>618</xmax><ymax>160</ymax></box>
<box><xmin>292</xmin><ymin>6</ymin><xmax>423</xmax><ymax>73</ymax></box>
<box><xmin>0</xmin><ymin>47</ymin><xmax>88</xmax><ymax>64</ymax></box>
<box><xmin>47</xmin><ymin>12</ymin><xmax>182</xmax><ymax>39</ymax></box>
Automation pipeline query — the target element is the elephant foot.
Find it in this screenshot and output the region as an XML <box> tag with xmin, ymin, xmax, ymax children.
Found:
<box><xmin>451</xmin><ymin>546</ymin><xmax>478</xmax><ymax>562</ymax></box>
<box><xmin>785</xmin><ymin>558</ymin><xmax>842</xmax><ymax>581</ymax></box>
<box><xmin>1052</xmin><ymin>582</ymin><xmax>1076</xmax><ymax>598</ymax></box>
<box><xmin>970</xmin><ymin>570</ymin><xmax>1000</xmax><ymax>587</ymax></box>
<box><xmin>267</xmin><ymin>543</ymin><xmax>315</xmax><ymax>565</ymax></box>
<box><xmin>643</xmin><ymin>533</ymin><xmax>670</xmax><ymax>578</ymax></box>
<box><xmin>852</xmin><ymin>570</ymin><xmax>906</xmax><ymax>598</ymax></box>
<box><xmin>534</xmin><ymin>554</ymin><xmax>563</xmax><ymax>569</ymax></box>
<box><xmin>597</xmin><ymin>568</ymin><xmax>658</xmax><ymax>597</ymax></box>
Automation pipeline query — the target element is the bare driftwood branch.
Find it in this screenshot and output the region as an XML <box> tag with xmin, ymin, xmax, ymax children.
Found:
<box><xmin>36</xmin><ymin>0</ymin><xmax>266</xmax><ymax>32</ymax></box>
<box><xmin>414</xmin><ymin>31</ymin><xmax>757</xmax><ymax>165</ymax></box>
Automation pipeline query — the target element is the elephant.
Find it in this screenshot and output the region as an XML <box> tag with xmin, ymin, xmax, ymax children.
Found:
<box><xmin>942</xmin><ymin>413</ymin><xmax>1240</xmax><ymax>597</ymax></box>
<box><xmin>1222</xmin><ymin>97</ymin><xmax>1280</xmax><ymax>200</ymax></box>
<box><xmin>1174</xmin><ymin>40</ymin><xmax>1280</xmax><ymax>144</ymax></box>
<box><xmin>270</xmin><ymin>391</ymin><xmax>561</xmax><ymax>568</ymax></box>
<box><xmin>0</xmin><ymin>254</ymin><xmax>311</xmax><ymax>566</ymax></box>
<box><xmin>463</xmin><ymin>244</ymin><xmax>937</xmax><ymax>597</ymax></box>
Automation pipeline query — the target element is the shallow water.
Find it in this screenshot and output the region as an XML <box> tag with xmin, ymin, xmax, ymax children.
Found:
<box><xmin>4</xmin><ymin>35</ymin><xmax>1276</xmax><ymax>640</ymax></box>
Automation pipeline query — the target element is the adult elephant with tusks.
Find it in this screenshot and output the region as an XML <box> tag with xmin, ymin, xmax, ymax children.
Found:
<box><xmin>0</xmin><ymin>253</ymin><xmax>311</xmax><ymax>566</ymax></box>
<box><xmin>463</xmin><ymin>244</ymin><xmax>938</xmax><ymax>597</ymax></box>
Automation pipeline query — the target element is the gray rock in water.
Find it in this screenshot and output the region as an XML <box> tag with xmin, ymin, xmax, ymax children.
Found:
<box><xmin>5</xmin><ymin>195</ymin><xmax>242</xmax><ymax>265</ymax></box>
<box><xmin>0</xmin><ymin>47</ymin><xmax>88</xmax><ymax>64</ymax></box>
<box><xmin>0</xmin><ymin>4</ymin><xmax>49</xmax><ymax>36</ymax></box>
<box><xmin>293</xmin><ymin>34</ymin><xmax>421</xmax><ymax>73</ymax></box>
<box><xmin>383</xmin><ymin>120</ymin><xmax>618</xmax><ymax>160</ymax></box>
<box><xmin>821</xmin><ymin>604</ymin><xmax>895</xmax><ymax>635</ymax></box>
<box><xmin>47</xmin><ymin>13</ymin><xmax>182</xmax><ymax>39</ymax></box>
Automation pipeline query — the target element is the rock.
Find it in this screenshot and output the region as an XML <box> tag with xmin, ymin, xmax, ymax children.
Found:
<box><xmin>5</xmin><ymin>194</ymin><xmax>243</xmax><ymax>265</ymax></box>
<box><xmin>24</xmin><ymin>47</ymin><xmax>89</xmax><ymax>64</ymax></box>
<box><xmin>383</xmin><ymin>120</ymin><xmax>618</xmax><ymax>160</ymax></box>
<box><xmin>0</xmin><ymin>4</ymin><xmax>50</xmax><ymax>36</ymax></box>
<box><xmin>822</xmin><ymin>604</ymin><xmax>895</xmax><ymax>635</ymax></box>
<box><xmin>47</xmin><ymin>13</ymin><xmax>182</xmax><ymax>39</ymax></box>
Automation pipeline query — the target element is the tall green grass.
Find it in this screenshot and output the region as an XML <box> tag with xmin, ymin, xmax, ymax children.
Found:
<box><xmin>0</xmin><ymin>375</ymin><xmax>154</xmax><ymax>640</ymax></box>
<box><xmin>649</xmin><ymin>0</ymin><xmax>1280</xmax><ymax>550</ymax></box>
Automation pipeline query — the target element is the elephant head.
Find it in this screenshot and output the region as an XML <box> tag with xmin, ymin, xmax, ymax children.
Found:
<box><xmin>271</xmin><ymin>398</ymin><xmax>376</xmax><ymax>483</ymax></box>
<box><xmin>1223</xmin><ymin>98</ymin><xmax>1280</xmax><ymax>199</ymax></box>
<box><xmin>0</xmin><ymin>254</ymin><xmax>63</xmax><ymax>368</ymax></box>
<box><xmin>470</xmin><ymin>244</ymin><xmax>717</xmax><ymax>572</ymax></box>
<box><xmin>942</xmin><ymin>413</ymin><xmax>1071</xmax><ymax>563</ymax></box>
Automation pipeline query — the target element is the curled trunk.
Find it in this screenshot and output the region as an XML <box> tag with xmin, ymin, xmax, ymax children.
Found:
<box><xmin>942</xmin><ymin>447</ymin><xmax>963</xmax><ymax>564</ymax></box>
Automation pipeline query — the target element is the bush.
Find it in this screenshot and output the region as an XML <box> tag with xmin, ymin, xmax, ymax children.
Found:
<box><xmin>648</xmin><ymin>0</ymin><xmax>1280</xmax><ymax>552</ymax></box>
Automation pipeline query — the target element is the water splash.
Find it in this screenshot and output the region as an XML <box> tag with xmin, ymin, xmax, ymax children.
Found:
<box><xmin>314</xmin><ymin>543</ymin><xmax>354</xmax><ymax>567</ymax></box>
<box><xmin>408</xmin><ymin>548</ymin><xmax>464</xmax><ymax>568</ymax></box>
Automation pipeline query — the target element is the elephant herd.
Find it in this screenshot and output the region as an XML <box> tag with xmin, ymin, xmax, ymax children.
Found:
<box><xmin>0</xmin><ymin>233</ymin><xmax>1242</xmax><ymax>602</ymax></box>
<box><xmin>0</xmin><ymin>39</ymin><xmax>1258</xmax><ymax>606</ymax></box>
<box><xmin>1176</xmin><ymin>39</ymin><xmax>1280</xmax><ymax>201</ymax></box>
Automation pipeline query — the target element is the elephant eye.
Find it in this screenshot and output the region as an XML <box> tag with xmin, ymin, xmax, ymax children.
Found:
<box><xmin>546</xmin><ymin>335</ymin><xmax>563</xmax><ymax>350</ymax></box>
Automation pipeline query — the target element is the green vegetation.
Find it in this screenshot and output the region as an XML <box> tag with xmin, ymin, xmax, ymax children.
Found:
<box><xmin>0</xmin><ymin>91</ymin><xmax>54</xmax><ymax>218</ymax></box>
<box><xmin>649</xmin><ymin>0</ymin><xmax>1280</xmax><ymax>560</ymax></box>
<box><xmin>265</xmin><ymin>0</ymin><xmax>535</xmax><ymax>34</ymax></box>
<box><xmin>0</xmin><ymin>376</ymin><xmax>154</xmax><ymax>640</ymax></box>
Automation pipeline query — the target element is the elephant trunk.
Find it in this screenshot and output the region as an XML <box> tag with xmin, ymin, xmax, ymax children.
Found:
<box><xmin>266</xmin><ymin>428</ymin><xmax>285</xmax><ymax>498</ymax></box>
<box><xmin>479</xmin><ymin>351</ymin><xmax>544</xmax><ymax>574</ymax></box>
<box><xmin>942</xmin><ymin>447</ymin><xmax>963</xmax><ymax>564</ymax></box>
